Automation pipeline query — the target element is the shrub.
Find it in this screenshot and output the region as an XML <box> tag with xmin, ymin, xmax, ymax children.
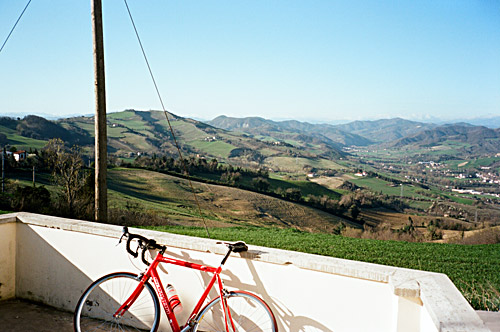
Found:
<box><xmin>11</xmin><ymin>185</ymin><xmax>51</xmax><ymax>214</ymax></box>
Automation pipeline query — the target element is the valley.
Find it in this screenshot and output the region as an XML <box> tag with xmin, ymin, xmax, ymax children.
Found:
<box><xmin>1</xmin><ymin>110</ymin><xmax>499</xmax><ymax>244</ymax></box>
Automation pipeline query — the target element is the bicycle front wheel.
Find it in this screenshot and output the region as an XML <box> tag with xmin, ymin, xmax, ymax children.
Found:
<box><xmin>194</xmin><ymin>290</ymin><xmax>278</xmax><ymax>332</ymax></box>
<box><xmin>74</xmin><ymin>272</ymin><xmax>160</xmax><ymax>332</ymax></box>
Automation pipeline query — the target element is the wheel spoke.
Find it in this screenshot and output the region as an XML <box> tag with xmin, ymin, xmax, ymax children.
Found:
<box><xmin>194</xmin><ymin>292</ymin><xmax>277</xmax><ymax>332</ymax></box>
<box><xmin>74</xmin><ymin>273</ymin><xmax>160</xmax><ymax>332</ymax></box>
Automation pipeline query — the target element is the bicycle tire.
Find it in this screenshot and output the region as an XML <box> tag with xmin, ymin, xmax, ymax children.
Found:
<box><xmin>74</xmin><ymin>272</ymin><xmax>160</xmax><ymax>332</ymax></box>
<box><xmin>193</xmin><ymin>290</ymin><xmax>278</xmax><ymax>332</ymax></box>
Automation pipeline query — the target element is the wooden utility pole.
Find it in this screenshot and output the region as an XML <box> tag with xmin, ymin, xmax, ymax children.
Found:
<box><xmin>91</xmin><ymin>0</ymin><xmax>108</xmax><ymax>222</ymax></box>
<box><xmin>1</xmin><ymin>147</ymin><xmax>5</xmax><ymax>193</ymax></box>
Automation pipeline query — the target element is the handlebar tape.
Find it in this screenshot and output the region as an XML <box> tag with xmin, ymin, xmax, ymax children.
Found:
<box><xmin>123</xmin><ymin>227</ymin><xmax>165</xmax><ymax>265</ymax></box>
<box><xmin>126</xmin><ymin>233</ymin><xmax>148</xmax><ymax>258</ymax></box>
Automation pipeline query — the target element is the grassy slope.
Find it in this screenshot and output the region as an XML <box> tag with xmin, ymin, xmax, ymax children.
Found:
<box><xmin>143</xmin><ymin>225</ymin><xmax>500</xmax><ymax>311</ymax></box>
<box><xmin>264</xmin><ymin>156</ymin><xmax>344</xmax><ymax>173</ymax></box>
<box><xmin>60</xmin><ymin>110</ymin><xmax>344</xmax><ymax>170</ymax></box>
<box><xmin>0</xmin><ymin>124</ymin><xmax>48</xmax><ymax>150</ymax></box>
<box><xmin>107</xmin><ymin>168</ymin><xmax>351</xmax><ymax>231</ymax></box>
<box><xmin>349</xmin><ymin>174</ymin><xmax>477</xmax><ymax>206</ymax></box>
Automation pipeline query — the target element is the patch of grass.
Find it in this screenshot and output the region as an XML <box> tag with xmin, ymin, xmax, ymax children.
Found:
<box><xmin>444</xmin><ymin>157</ymin><xmax>500</xmax><ymax>170</ymax></box>
<box><xmin>406</xmin><ymin>200</ymin><xmax>433</xmax><ymax>210</ymax></box>
<box><xmin>142</xmin><ymin>225</ymin><xmax>500</xmax><ymax>311</ymax></box>
<box><xmin>268</xmin><ymin>178</ymin><xmax>340</xmax><ymax>199</ymax></box>
<box><xmin>350</xmin><ymin>176</ymin><xmax>428</xmax><ymax>199</ymax></box>
<box><xmin>189</xmin><ymin>140</ymin><xmax>237</xmax><ymax>158</ymax></box>
<box><xmin>264</xmin><ymin>156</ymin><xmax>343</xmax><ymax>172</ymax></box>
<box><xmin>442</xmin><ymin>193</ymin><xmax>475</xmax><ymax>205</ymax></box>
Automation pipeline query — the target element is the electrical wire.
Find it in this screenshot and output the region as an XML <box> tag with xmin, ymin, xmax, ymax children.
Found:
<box><xmin>0</xmin><ymin>0</ymin><xmax>33</xmax><ymax>54</ymax></box>
<box><xmin>122</xmin><ymin>0</ymin><xmax>211</xmax><ymax>238</ymax></box>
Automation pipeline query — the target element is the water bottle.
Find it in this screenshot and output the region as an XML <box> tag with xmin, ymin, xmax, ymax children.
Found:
<box><xmin>166</xmin><ymin>284</ymin><xmax>183</xmax><ymax>314</ymax></box>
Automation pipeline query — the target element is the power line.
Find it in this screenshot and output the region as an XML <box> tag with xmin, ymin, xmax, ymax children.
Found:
<box><xmin>0</xmin><ymin>0</ymin><xmax>33</xmax><ymax>54</ymax></box>
<box><xmin>122</xmin><ymin>0</ymin><xmax>211</xmax><ymax>238</ymax></box>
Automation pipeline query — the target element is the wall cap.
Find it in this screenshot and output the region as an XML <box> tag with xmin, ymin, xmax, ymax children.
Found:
<box><xmin>0</xmin><ymin>212</ymin><xmax>490</xmax><ymax>331</ymax></box>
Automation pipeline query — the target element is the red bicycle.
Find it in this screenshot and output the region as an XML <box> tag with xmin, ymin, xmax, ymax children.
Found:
<box><xmin>74</xmin><ymin>227</ymin><xmax>278</xmax><ymax>332</ymax></box>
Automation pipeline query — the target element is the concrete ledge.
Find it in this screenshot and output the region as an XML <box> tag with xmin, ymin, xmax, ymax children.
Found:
<box><xmin>0</xmin><ymin>212</ymin><xmax>491</xmax><ymax>331</ymax></box>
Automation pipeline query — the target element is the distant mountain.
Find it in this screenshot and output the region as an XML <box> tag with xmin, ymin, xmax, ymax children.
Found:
<box><xmin>437</xmin><ymin>116</ymin><xmax>500</xmax><ymax>129</ymax></box>
<box><xmin>334</xmin><ymin>118</ymin><xmax>436</xmax><ymax>143</ymax></box>
<box><xmin>208</xmin><ymin>116</ymin><xmax>442</xmax><ymax>146</ymax></box>
<box><xmin>208</xmin><ymin>115</ymin><xmax>373</xmax><ymax>147</ymax></box>
<box><xmin>0</xmin><ymin>112</ymin><xmax>62</xmax><ymax>120</ymax></box>
<box><xmin>390</xmin><ymin>124</ymin><xmax>500</xmax><ymax>154</ymax></box>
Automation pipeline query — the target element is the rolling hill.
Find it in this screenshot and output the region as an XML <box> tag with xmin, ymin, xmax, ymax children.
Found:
<box><xmin>207</xmin><ymin>116</ymin><xmax>438</xmax><ymax>145</ymax></box>
<box><xmin>111</xmin><ymin>168</ymin><xmax>356</xmax><ymax>232</ymax></box>
<box><xmin>333</xmin><ymin>118</ymin><xmax>436</xmax><ymax>143</ymax></box>
<box><xmin>208</xmin><ymin>115</ymin><xmax>373</xmax><ymax>147</ymax></box>
<box><xmin>3</xmin><ymin>111</ymin><xmax>498</xmax><ymax>170</ymax></box>
<box><xmin>390</xmin><ymin>124</ymin><xmax>500</xmax><ymax>154</ymax></box>
<box><xmin>1</xmin><ymin>110</ymin><xmax>346</xmax><ymax>172</ymax></box>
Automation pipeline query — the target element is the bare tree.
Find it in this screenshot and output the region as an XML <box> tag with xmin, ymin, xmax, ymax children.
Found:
<box><xmin>44</xmin><ymin>138</ymin><xmax>86</xmax><ymax>215</ymax></box>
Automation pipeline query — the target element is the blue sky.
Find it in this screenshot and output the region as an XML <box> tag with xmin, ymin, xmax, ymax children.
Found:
<box><xmin>1</xmin><ymin>0</ymin><xmax>499</xmax><ymax>122</ymax></box>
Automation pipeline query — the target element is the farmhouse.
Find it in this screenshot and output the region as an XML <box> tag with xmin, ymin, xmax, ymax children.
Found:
<box><xmin>13</xmin><ymin>150</ymin><xmax>27</xmax><ymax>162</ymax></box>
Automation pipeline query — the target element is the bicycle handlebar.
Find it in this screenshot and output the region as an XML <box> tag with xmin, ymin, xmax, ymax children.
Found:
<box><xmin>121</xmin><ymin>227</ymin><xmax>166</xmax><ymax>266</ymax></box>
<box><xmin>120</xmin><ymin>227</ymin><xmax>248</xmax><ymax>266</ymax></box>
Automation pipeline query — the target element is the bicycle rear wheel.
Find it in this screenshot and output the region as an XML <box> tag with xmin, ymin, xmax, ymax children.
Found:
<box><xmin>194</xmin><ymin>290</ymin><xmax>278</xmax><ymax>332</ymax></box>
<box><xmin>74</xmin><ymin>272</ymin><xmax>160</xmax><ymax>332</ymax></box>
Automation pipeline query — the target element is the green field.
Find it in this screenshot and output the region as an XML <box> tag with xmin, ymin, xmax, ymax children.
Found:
<box><xmin>189</xmin><ymin>140</ymin><xmax>237</xmax><ymax>158</ymax></box>
<box><xmin>353</xmin><ymin>141</ymin><xmax>473</xmax><ymax>160</ymax></box>
<box><xmin>142</xmin><ymin>225</ymin><xmax>500</xmax><ymax>311</ymax></box>
<box><xmin>107</xmin><ymin>168</ymin><xmax>207</xmax><ymax>220</ymax></box>
<box><xmin>268</xmin><ymin>178</ymin><xmax>341</xmax><ymax>199</ymax></box>
<box><xmin>264</xmin><ymin>156</ymin><xmax>344</xmax><ymax>172</ymax></box>
<box><xmin>349</xmin><ymin>175</ymin><xmax>481</xmax><ymax>207</ymax></box>
<box><xmin>444</xmin><ymin>157</ymin><xmax>500</xmax><ymax>170</ymax></box>
<box><xmin>349</xmin><ymin>176</ymin><xmax>429</xmax><ymax>199</ymax></box>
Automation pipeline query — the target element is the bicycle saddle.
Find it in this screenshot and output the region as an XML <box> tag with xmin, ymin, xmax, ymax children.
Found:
<box><xmin>228</xmin><ymin>242</ymin><xmax>248</xmax><ymax>253</ymax></box>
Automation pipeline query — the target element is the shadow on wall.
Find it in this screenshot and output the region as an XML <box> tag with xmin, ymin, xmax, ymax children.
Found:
<box><xmin>15</xmin><ymin>225</ymin><xmax>157</xmax><ymax>330</ymax></box>
<box><xmin>16</xmin><ymin>225</ymin><xmax>95</xmax><ymax>312</ymax></box>
<box><xmin>16</xmin><ymin>225</ymin><xmax>333</xmax><ymax>332</ymax></box>
<box><xmin>244</xmin><ymin>258</ymin><xmax>334</xmax><ymax>332</ymax></box>
<box><xmin>166</xmin><ymin>247</ymin><xmax>334</xmax><ymax>332</ymax></box>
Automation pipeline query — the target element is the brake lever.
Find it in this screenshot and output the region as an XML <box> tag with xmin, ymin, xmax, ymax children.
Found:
<box><xmin>118</xmin><ymin>233</ymin><xmax>127</xmax><ymax>245</ymax></box>
<box><xmin>135</xmin><ymin>239</ymin><xmax>144</xmax><ymax>257</ymax></box>
<box><xmin>118</xmin><ymin>226</ymin><xmax>129</xmax><ymax>244</ymax></box>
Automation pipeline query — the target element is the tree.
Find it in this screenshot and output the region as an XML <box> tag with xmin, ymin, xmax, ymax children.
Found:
<box><xmin>348</xmin><ymin>204</ymin><xmax>360</xmax><ymax>220</ymax></box>
<box><xmin>44</xmin><ymin>138</ymin><xmax>87</xmax><ymax>216</ymax></box>
<box><xmin>252</xmin><ymin>177</ymin><xmax>270</xmax><ymax>192</ymax></box>
<box><xmin>284</xmin><ymin>188</ymin><xmax>302</xmax><ymax>201</ymax></box>
<box><xmin>220</xmin><ymin>171</ymin><xmax>241</xmax><ymax>186</ymax></box>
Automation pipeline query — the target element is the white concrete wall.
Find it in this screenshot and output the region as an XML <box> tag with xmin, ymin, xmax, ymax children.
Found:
<box><xmin>0</xmin><ymin>216</ymin><xmax>16</xmax><ymax>300</ymax></box>
<box><xmin>0</xmin><ymin>213</ymin><xmax>491</xmax><ymax>331</ymax></box>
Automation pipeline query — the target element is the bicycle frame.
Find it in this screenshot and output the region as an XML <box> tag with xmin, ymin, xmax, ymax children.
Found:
<box><xmin>113</xmin><ymin>251</ymin><xmax>234</xmax><ymax>332</ymax></box>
